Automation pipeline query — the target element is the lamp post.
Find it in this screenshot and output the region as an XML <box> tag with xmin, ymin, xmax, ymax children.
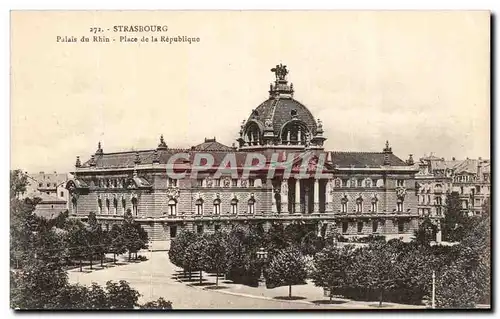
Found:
<box><xmin>256</xmin><ymin>247</ymin><xmax>268</xmax><ymax>287</ymax></box>
<box><xmin>432</xmin><ymin>270</ymin><xmax>436</xmax><ymax>309</ymax></box>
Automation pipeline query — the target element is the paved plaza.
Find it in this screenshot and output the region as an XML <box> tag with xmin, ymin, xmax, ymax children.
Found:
<box><xmin>67</xmin><ymin>251</ymin><xmax>426</xmax><ymax>310</ymax></box>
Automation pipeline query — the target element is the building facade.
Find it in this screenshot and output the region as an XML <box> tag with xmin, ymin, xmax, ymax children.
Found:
<box><xmin>25</xmin><ymin>171</ymin><xmax>71</xmax><ymax>205</ymax></box>
<box><xmin>416</xmin><ymin>155</ymin><xmax>490</xmax><ymax>217</ymax></box>
<box><xmin>66</xmin><ymin>65</ymin><xmax>420</xmax><ymax>241</ymax></box>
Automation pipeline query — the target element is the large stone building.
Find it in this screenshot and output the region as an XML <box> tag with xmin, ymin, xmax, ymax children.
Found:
<box><xmin>416</xmin><ymin>154</ymin><xmax>491</xmax><ymax>219</ymax></box>
<box><xmin>22</xmin><ymin>171</ymin><xmax>71</xmax><ymax>219</ymax></box>
<box><xmin>66</xmin><ymin>65</ymin><xmax>420</xmax><ymax>242</ymax></box>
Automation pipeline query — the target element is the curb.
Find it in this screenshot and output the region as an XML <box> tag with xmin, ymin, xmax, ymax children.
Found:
<box><xmin>175</xmin><ymin>271</ymin><xmax>348</xmax><ymax>308</ymax></box>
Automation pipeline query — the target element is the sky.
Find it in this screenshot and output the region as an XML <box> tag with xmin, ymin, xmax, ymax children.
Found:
<box><xmin>11</xmin><ymin>11</ymin><xmax>490</xmax><ymax>173</ymax></box>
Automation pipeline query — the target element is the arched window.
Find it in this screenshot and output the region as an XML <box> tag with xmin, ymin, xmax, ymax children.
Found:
<box><xmin>97</xmin><ymin>198</ymin><xmax>102</xmax><ymax>214</ymax></box>
<box><xmin>132</xmin><ymin>197</ymin><xmax>138</xmax><ymax>215</ymax></box>
<box><xmin>397</xmin><ymin>198</ymin><xmax>404</xmax><ymax>212</ymax></box>
<box><xmin>245</xmin><ymin>122</ymin><xmax>262</xmax><ymax>146</ymax></box>
<box><xmin>168</xmin><ymin>199</ymin><xmax>177</xmax><ymax>216</ymax></box>
<box><xmin>248</xmin><ymin>197</ymin><xmax>256</xmax><ymax>215</ymax></box>
<box><xmin>113</xmin><ymin>197</ymin><xmax>118</xmax><ymax>214</ymax></box>
<box><xmin>281</xmin><ymin>121</ymin><xmax>309</xmax><ymax>146</ymax></box>
<box><xmin>356</xmin><ymin>197</ymin><xmax>363</xmax><ymax>213</ymax></box>
<box><xmin>105</xmin><ymin>198</ymin><xmax>110</xmax><ymax>214</ymax></box>
<box><xmin>213</xmin><ymin>198</ymin><xmax>221</xmax><ymax>215</ymax></box>
<box><xmin>341</xmin><ymin>197</ymin><xmax>348</xmax><ymax>213</ymax></box>
<box><xmin>231</xmin><ymin>198</ymin><xmax>238</xmax><ymax>214</ymax></box>
<box><xmin>72</xmin><ymin>197</ymin><xmax>77</xmax><ymax>214</ymax></box>
<box><xmin>195</xmin><ymin>198</ymin><xmax>204</xmax><ymax>215</ymax></box>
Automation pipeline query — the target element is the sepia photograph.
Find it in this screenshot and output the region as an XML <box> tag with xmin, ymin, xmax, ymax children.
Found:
<box><xmin>9</xmin><ymin>10</ymin><xmax>491</xmax><ymax>310</ymax></box>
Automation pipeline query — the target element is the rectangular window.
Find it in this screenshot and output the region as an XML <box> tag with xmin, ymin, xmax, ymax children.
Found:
<box><xmin>398</xmin><ymin>220</ymin><xmax>405</xmax><ymax>233</ymax></box>
<box><xmin>215</xmin><ymin>224</ymin><xmax>221</xmax><ymax>232</ymax></box>
<box><xmin>60</xmin><ymin>191</ymin><xmax>64</xmax><ymax>197</ymax></box>
<box><xmin>341</xmin><ymin>202</ymin><xmax>347</xmax><ymax>213</ymax></box>
<box><xmin>397</xmin><ymin>179</ymin><xmax>405</xmax><ymax>187</ymax></box>
<box><xmin>170</xmin><ymin>225</ymin><xmax>177</xmax><ymax>238</ymax></box>
<box><xmin>397</xmin><ymin>202</ymin><xmax>403</xmax><ymax>212</ymax></box>
<box><xmin>357</xmin><ymin>179</ymin><xmax>363</xmax><ymax>187</ymax></box>
<box><xmin>248</xmin><ymin>203</ymin><xmax>255</xmax><ymax>214</ymax></box>
<box><xmin>372</xmin><ymin>179</ymin><xmax>378</xmax><ymax>187</ymax></box>
<box><xmin>249</xmin><ymin>178</ymin><xmax>255</xmax><ymax>187</ymax></box>
<box><xmin>342</xmin><ymin>222</ymin><xmax>348</xmax><ymax>234</ymax></box>
<box><xmin>357</xmin><ymin>222</ymin><xmax>363</xmax><ymax>233</ymax></box>
<box><xmin>214</xmin><ymin>179</ymin><xmax>221</xmax><ymax>187</ymax></box>
<box><xmin>372</xmin><ymin>220</ymin><xmax>378</xmax><ymax>233</ymax></box>
<box><xmin>342</xmin><ymin>179</ymin><xmax>348</xmax><ymax>187</ymax></box>
<box><xmin>197</xmin><ymin>179</ymin><xmax>203</xmax><ymax>187</ymax></box>
<box><xmin>232</xmin><ymin>179</ymin><xmax>238</xmax><ymax>187</ymax></box>
<box><xmin>356</xmin><ymin>202</ymin><xmax>362</xmax><ymax>213</ymax></box>
<box><xmin>196</xmin><ymin>224</ymin><xmax>204</xmax><ymax>234</ymax></box>
<box><xmin>170</xmin><ymin>178</ymin><xmax>178</xmax><ymax>187</ymax></box>
<box><xmin>476</xmin><ymin>186</ymin><xmax>481</xmax><ymax>193</ymax></box>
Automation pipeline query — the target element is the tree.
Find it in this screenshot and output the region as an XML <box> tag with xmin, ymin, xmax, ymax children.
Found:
<box><xmin>86</xmin><ymin>211</ymin><xmax>101</xmax><ymax>269</ymax></box>
<box><xmin>442</xmin><ymin>192</ymin><xmax>467</xmax><ymax>242</ymax></box>
<box><xmin>66</xmin><ymin>220</ymin><xmax>90</xmax><ymax>271</ymax></box>
<box><xmin>413</xmin><ymin>217</ymin><xmax>437</xmax><ymax>247</ymax></box>
<box><xmin>184</xmin><ymin>238</ymin><xmax>208</xmax><ymax>285</ymax></box>
<box><xmin>11</xmin><ymin>256</ymin><xmax>68</xmax><ymax>309</ymax></box>
<box><xmin>105</xmin><ymin>280</ymin><xmax>141</xmax><ymax>309</ymax></box>
<box><xmin>265</xmin><ymin>246</ymin><xmax>307</xmax><ymax>298</ymax></box>
<box><xmin>121</xmin><ymin>209</ymin><xmax>141</xmax><ymax>261</ymax></box>
<box><xmin>140</xmin><ymin>297</ymin><xmax>173</xmax><ymax>309</ymax></box>
<box><xmin>311</xmin><ymin>245</ymin><xmax>356</xmax><ymax>301</ymax></box>
<box><xmin>201</xmin><ymin>232</ymin><xmax>230</xmax><ymax>286</ymax></box>
<box><xmin>169</xmin><ymin>230</ymin><xmax>199</xmax><ymax>279</ymax></box>
<box><xmin>349</xmin><ymin>242</ymin><xmax>402</xmax><ymax>307</ymax></box>
<box><xmin>133</xmin><ymin>222</ymin><xmax>149</xmax><ymax>259</ymax></box>
<box><xmin>10</xmin><ymin>169</ymin><xmax>28</xmax><ymax>199</ymax></box>
<box><xmin>108</xmin><ymin>224</ymin><xmax>126</xmax><ymax>263</ymax></box>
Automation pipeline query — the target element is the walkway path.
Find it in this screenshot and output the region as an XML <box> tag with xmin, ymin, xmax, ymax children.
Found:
<box><xmin>67</xmin><ymin>251</ymin><xmax>425</xmax><ymax>309</ymax></box>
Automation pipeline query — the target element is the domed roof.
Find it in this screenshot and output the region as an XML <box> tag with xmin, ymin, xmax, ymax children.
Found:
<box><xmin>238</xmin><ymin>64</ymin><xmax>326</xmax><ymax>150</ymax></box>
<box><xmin>248</xmin><ymin>97</ymin><xmax>318</xmax><ymax>137</ymax></box>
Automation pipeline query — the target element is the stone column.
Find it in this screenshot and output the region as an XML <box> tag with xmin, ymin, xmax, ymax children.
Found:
<box><xmin>436</xmin><ymin>219</ymin><xmax>442</xmax><ymax>243</ymax></box>
<box><xmin>325</xmin><ymin>179</ymin><xmax>333</xmax><ymax>212</ymax></box>
<box><xmin>314</xmin><ymin>179</ymin><xmax>320</xmax><ymax>213</ymax></box>
<box><xmin>271</xmin><ymin>180</ymin><xmax>277</xmax><ymax>213</ymax></box>
<box><xmin>295</xmin><ymin>178</ymin><xmax>301</xmax><ymax>213</ymax></box>
<box><xmin>281</xmin><ymin>179</ymin><xmax>289</xmax><ymax>213</ymax></box>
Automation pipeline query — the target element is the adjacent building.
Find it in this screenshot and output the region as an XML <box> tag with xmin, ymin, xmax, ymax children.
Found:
<box><xmin>415</xmin><ymin>154</ymin><xmax>490</xmax><ymax>237</ymax></box>
<box><xmin>22</xmin><ymin>171</ymin><xmax>72</xmax><ymax>219</ymax></box>
<box><xmin>66</xmin><ymin>65</ymin><xmax>420</xmax><ymax>242</ymax></box>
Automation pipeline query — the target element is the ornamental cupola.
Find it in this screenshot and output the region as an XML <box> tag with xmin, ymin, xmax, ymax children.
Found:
<box><xmin>75</xmin><ymin>156</ymin><xmax>81</xmax><ymax>168</ymax></box>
